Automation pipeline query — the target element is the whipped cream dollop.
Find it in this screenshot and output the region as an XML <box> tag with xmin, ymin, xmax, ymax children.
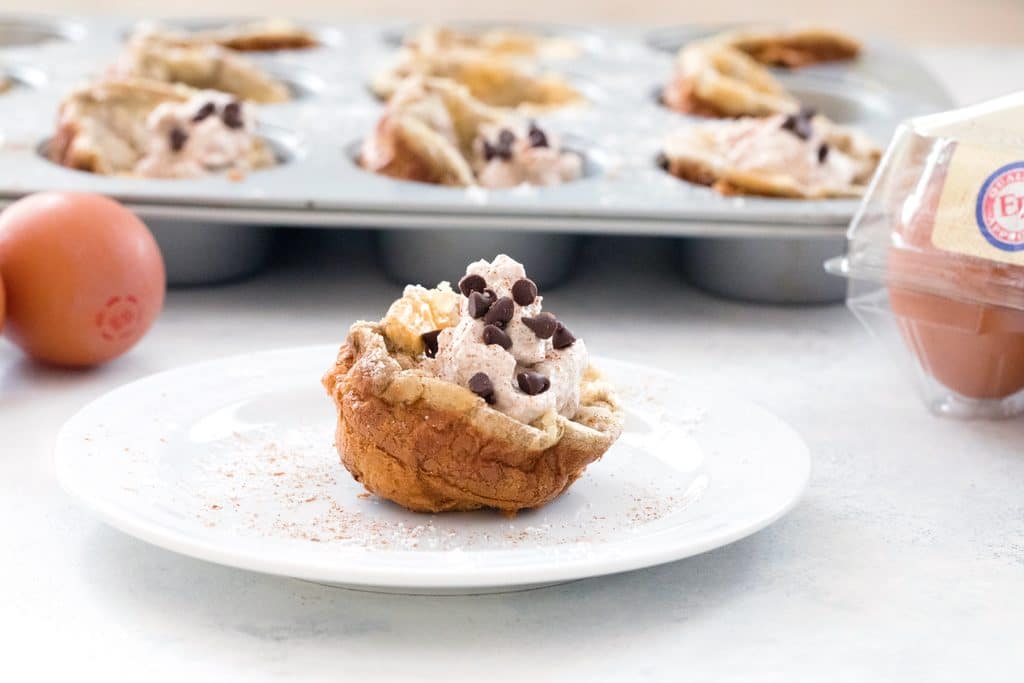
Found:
<box><xmin>664</xmin><ymin>109</ymin><xmax>873</xmax><ymax>190</ymax></box>
<box><xmin>134</xmin><ymin>91</ymin><xmax>263</xmax><ymax>179</ymax></box>
<box><xmin>472</xmin><ymin>122</ymin><xmax>583</xmax><ymax>189</ymax></box>
<box><xmin>426</xmin><ymin>255</ymin><xmax>588</xmax><ymax>425</ymax></box>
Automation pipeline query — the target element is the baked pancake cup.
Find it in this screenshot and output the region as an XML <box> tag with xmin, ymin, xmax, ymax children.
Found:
<box><xmin>323</xmin><ymin>256</ymin><xmax>623</xmax><ymax>514</ymax></box>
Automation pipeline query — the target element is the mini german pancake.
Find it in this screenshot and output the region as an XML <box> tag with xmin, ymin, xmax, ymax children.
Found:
<box><xmin>662</xmin><ymin>41</ymin><xmax>797</xmax><ymax>118</ymax></box>
<box><xmin>403</xmin><ymin>25</ymin><xmax>582</xmax><ymax>61</ymax></box>
<box><xmin>712</xmin><ymin>26</ymin><xmax>862</xmax><ymax>69</ymax></box>
<box><xmin>127</xmin><ymin>18</ymin><xmax>318</xmax><ymax>52</ymax></box>
<box><xmin>360</xmin><ymin>78</ymin><xmax>582</xmax><ymax>188</ymax></box>
<box><xmin>659</xmin><ymin>107</ymin><xmax>881</xmax><ymax>198</ymax></box>
<box><xmin>50</xmin><ymin>79</ymin><xmax>275</xmax><ymax>179</ymax></box>
<box><xmin>370</xmin><ymin>48</ymin><xmax>584</xmax><ymax>112</ymax></box>
<box><xmin>323</xmin><ymin>255</ymin><xmax>623</xmax><ymax>514</ymax></box>
<box><xmin>110</xmin><ymin>32</ymin><xmax>291</xmax><ymax>103</ymax></box>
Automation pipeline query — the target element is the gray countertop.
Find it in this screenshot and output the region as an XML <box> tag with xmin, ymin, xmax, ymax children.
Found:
<box><xmin>2</xmin><ymin>49</ymin><xmax>1024</xmax><ymax>681</ymax></box>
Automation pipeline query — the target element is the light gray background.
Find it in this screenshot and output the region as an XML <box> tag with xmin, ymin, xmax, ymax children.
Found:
<box><xmin>2</xmin><ymin>47</ymin><xmax>1024</xmax><ymax>682</ymax></box>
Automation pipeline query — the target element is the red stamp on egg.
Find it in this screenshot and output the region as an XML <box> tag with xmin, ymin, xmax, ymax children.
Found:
<box><xmin>95</xmin><ymin>295</ymin><xmax>141</xmax><ymax>342</ymax></box>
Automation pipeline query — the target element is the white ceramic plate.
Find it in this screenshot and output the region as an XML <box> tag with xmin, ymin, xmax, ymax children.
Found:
<box><xmin>55</xmin><ymin>346</ymin><xmax>810</xmax><ymax>594</ymax></box>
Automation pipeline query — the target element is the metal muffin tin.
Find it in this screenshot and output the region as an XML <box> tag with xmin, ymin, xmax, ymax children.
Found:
<box><xmin>0</xmin><ymin>15</ymin><xmax>952</xmax><ymax>293</ymax></box>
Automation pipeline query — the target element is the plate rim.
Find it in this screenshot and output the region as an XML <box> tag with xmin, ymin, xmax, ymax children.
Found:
<box><xmin>54</xmin><ymin>345</ymin><xmax>811</xmax><ymax>589</ymax></box>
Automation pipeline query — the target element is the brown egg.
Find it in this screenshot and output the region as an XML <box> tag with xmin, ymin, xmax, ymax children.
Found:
<box><xmin>888</xmin><ymin>172</ymin><xmax>1024</xmax><ymax>400</ymax></box>
<box><xmin>0</xmin><ymin>193</ymin><xmax>165</xmax><ymax>367</ymax></box>
<box><xmin>0</xmin><ymin>266</ymin><xmax>5</xmax><ymax>333</ymax></box>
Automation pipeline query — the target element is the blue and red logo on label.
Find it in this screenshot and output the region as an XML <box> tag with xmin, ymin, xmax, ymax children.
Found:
<box><xmin>976</xmin><ymin>161</ymin><xmax>1024</xmax><ymax>252</ymax></box>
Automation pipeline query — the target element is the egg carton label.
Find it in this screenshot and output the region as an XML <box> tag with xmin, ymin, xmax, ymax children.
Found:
<box><xmin>932</xmin><ymin>144</ymin><xmax>1024</xmax><ymax>264</ymax></box>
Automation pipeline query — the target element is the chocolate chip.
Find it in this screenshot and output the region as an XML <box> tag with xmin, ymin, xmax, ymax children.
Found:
<box><xmin>817</xmin><ymin>143</ymin><xmax>829</xmax><ymax>163</ymax></box>
<box><xmin>483</xmin><ymin>140</ymin><xmax>499</xmax><ymax>162</ymax></box>
<box><xmin>552</xmin><ymin>322</ymin><xmax>576</xmax><ymax>349</ymax></box>
<box><xmin>222</xmin><ymin>101</ymin><xmax>244</xmax><ymax>129</ymax></box>
<box><xmin>487</xmin><ymin>129</ymin><xmax>515</xmax><ymax>161</ymax></box>
<box><xmin>483</xmin><ymin>135</ymin><xmax>514</xmax><ymax>162</ymax></box>
<box><xmin>468</xmin><ymin>372</ymin><xmax>495</xmax><ymax>404</ymax></box>
<box><xmin>527</xmin><ymin>122</ymin><xmax>548</xmax><ymax>148</ymax></box>
<box><xmin>467</xmin><ymin>291</ymin><xmax>493</xmax><ymax>318</ymax></box>
<box><xmin>192</xmin><ymin>101</ymin><xmax>216</xmax><ymax>122</ymax></box>
<box><xmin>482</xmin><ymin>324</ymin><xmax>512</xmax><ymax>349</ymax></box>
<box><xmin>511</xmin><ymin>278</ymin><xmax>538</xmax><ymax>306</ymax></box>
<box><xmin>169</xmin><ymin>127</ymin><xmax>188</xmax><ymax>152</ymax></box>
<box><xmin>421</xmin><ymin>329</ymin><xmax>442</xmax><ymax>358</ymax></box>
<box><xmin>458</xmin><ymin>274</ymin><xmax>487</xmax><ymax>296</ymax></box>
<box><xmin>484</xmin><ymin>296</ymin><xmax>515</xmax><ymax>327</ymax></box>
<box><xmin>522</xmin><ymin>312</ymin><xmax>558</xmax><ymax>339</ymax></box>
<box><xmin>517</xmin><ymin>371</ymin><xmax>550</xmax><ymax>396</ymax></box>
<box><xmin>781</xmin><ymin>106</ymin><xmax>816</xmax><ymax>141</ymax></box>
<box><xmin>781</xmin><ymin>115</ymin><xmax>811</xmax><ymax>140</ymax></box>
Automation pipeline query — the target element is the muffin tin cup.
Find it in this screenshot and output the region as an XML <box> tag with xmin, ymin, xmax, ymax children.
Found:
<box><xmin>149</xmin><ymin>219</ymin><xmax>276</xmax><ymax>286</ymax></box>
<box><xmin>0</xmin><ymin>16</ymin><xmax>953</xmax><ymax>293</ymax></box>
<box><xmin>260</xmin><ymin>64</ymin><xmax>327</xmax><ymax>100</ymax></box>
<box><xmin>680</xmin><ymin>233</ymin><xmax>848</xmax><ymax>304</ymax></box>
<box><xmin>27</xmin><ymin>125</ymin><xmax>301</xmax><ymax>285</ymax></box>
